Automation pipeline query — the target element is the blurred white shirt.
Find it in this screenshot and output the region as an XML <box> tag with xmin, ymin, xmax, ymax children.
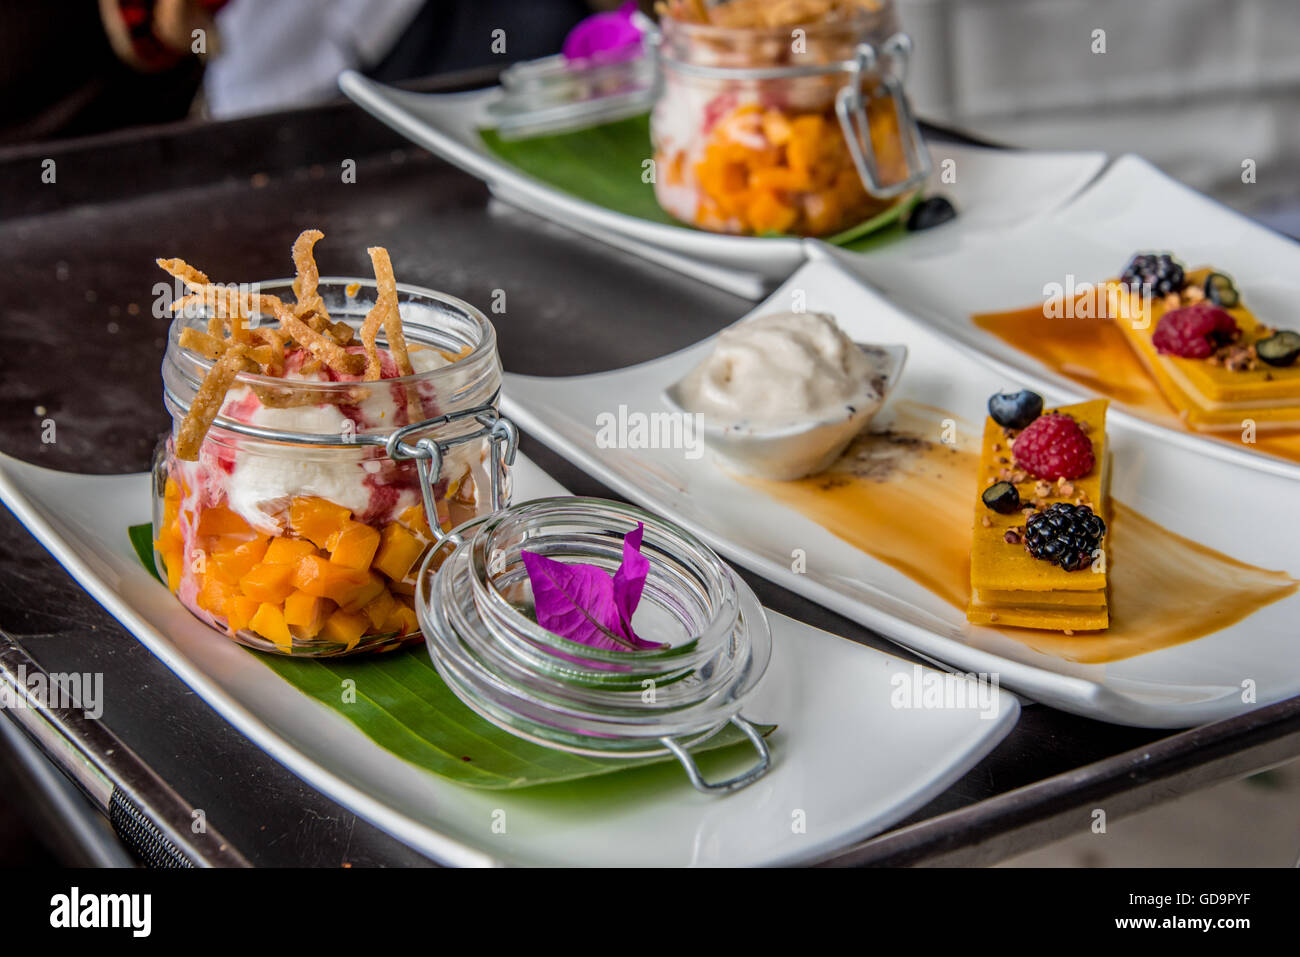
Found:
<box><xmin>205</xmin><ymin>0</ymin><xmax>426</xmax><ymax>118</ymax></box>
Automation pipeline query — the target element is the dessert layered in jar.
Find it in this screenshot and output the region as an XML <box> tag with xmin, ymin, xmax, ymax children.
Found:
<box><xmin>152</xmin><ymin>231</ymin><xmax>507</xmax><ymax>656</ymax></box>
<box><xmin>652</xmin><ymin>0</ymin><xmax>917</xmax><ymax>236</ymax></box>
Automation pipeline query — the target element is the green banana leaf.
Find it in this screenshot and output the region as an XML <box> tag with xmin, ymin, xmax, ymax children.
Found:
<box><xmin>128</xmin><ymin>523</ymin><xmax>772</xmax><ymax>789</ymax></box>
<box><xmin>480</xmin><ymin>113</ymin><xmax>916</xmax><ymax>247</ymax></box>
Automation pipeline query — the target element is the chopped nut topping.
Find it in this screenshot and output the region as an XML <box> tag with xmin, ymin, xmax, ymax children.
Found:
<box><xmin>1164</xmin><ymin>292</ymin><xmax>1182</xmax><ymax>310</ymax></box>
<box><xmin>1034</xmin><ymin>480</ymin><xmax>1052</xmax><ymax>497</ymax></box>
<box><xmin>1010</xmin><ymin>469</ymin><xmax>1029</xmax><ymax>484</ymax></box>
<box><xmin>1063</xmin><ymin>629</ymin><xmax>1075</xmax><ymax>636</ymax></box>
<box><xmin>1218</xmin><ymin>342</ymin><xmax>1258</xmax><ymax>372</ymax></box>
<box><xmin>981</xmin><ymin>515</ymin><xmax>992</xmax><ymax>528</ymax></box>
<box><xmin>1003</xmin><ymin>529</ymin><xmax>1022</xmax><ymax>545</ymax></box>
<box><xmin>1182</xmin><ymin>285</ymin><xmax>1205</xmax><ymax>303</ymax></box>
<box><xmin>1059</xmin><ymin>481</ymin><xmax>1075</xmax><ymax>497</ymax></box>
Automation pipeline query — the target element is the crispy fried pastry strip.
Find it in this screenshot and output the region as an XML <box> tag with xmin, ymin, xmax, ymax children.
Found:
<box><xmin>363</xmin><ymin>246</ymin><xmax>415</xmax><ymax>380</ymax></box>
<box><xmin>156</xmin><ymin>258</ymin><xmax>210</xmax><ymax>289</ymax></box>
<box><xmin>178</xmin><ymin>327</ymin><xmax>229</xmax><ymax>359</ymax></box>
<box><xmin>270</xmin><ymin>298</ymin><xmax>364</xmax><ymax>376</ymax></box>
<box><xmin>249</xmin><ymin>327</ymin><xmax>286</xmax><ymax>374</ymax></box>
<box><xmin>175</xmin><ymin>346</ymin><xmax>254</xmax><ymax>461</ymax></box>
<box><xmin>291</xmin><ymin>229</ymin><xmax>326</xmax><ymax>320</ymax></box>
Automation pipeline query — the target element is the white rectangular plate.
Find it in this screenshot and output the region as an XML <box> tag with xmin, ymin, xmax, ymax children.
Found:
<box><xmin>0</xmin><ymin>450</ymin><xmax>1017</xmax><ymax>866</ymax></box>
<box><xmin>501</xmin><ymin>255</ymin><xmax>1300</xmax><ymax>728</ymax></box>
<box><xmin>339</xmin><ymin>72</ymin><xmax>1107</xmax><ymax>292</ymax></box>
<box><xmin>820</xmin><ymin>154</ymin><xmax>1300</xmax><ymax>479</ymax></box>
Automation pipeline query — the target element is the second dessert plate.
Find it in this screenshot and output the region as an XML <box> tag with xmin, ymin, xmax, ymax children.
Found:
<box><xmin>502</xmin><ymin>256</ymin><xmax>1300</xmax><ymax>728</ymax></box>
<box><xmin>821</xmin><ymin>154</ymin><xmax>1300</xmax><ymax>479</ymax></box>
<box><xmin>340</xmin><ymin>72</ymin><xmax>1107</xmax><ymax>291</ymax></box>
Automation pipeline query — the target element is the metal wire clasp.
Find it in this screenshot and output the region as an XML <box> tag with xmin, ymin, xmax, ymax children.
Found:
<box><xmin>834</xmin><ymin>32</ymin><xmax>931</xmax><ymax>199</ymax></box>
<box><xmin>660</xmin><ymin>715</ymin><xmax>771</xmax><ymax>795</ymax></box>
<box><xmin>385</xmin><ymin>404</ymin><xmax>518</xmax><ymax>547</ymax></box>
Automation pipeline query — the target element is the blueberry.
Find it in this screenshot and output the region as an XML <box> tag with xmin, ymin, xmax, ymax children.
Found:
<box><xmin>1257</xmin><ymin>330</ymin><xmax>1300</xmax><ymax>367</ymax></box>
<box><xmin>988</xmin><ymin>390</ymin><xmax>1044</xmax><ymax>429</ymax></box>
<box><xmin>981</xmin><ymin>481</ymin><xmax>1021</xmax><ymax>514</ymax></box>
<box><xmin>1203</xmin><ymin>272</ymin><xmax>1239</xmax><ymax>308</ymax></box>
<box><xmin>906</xmin><ymin>196</ymin><xmax>957</xmax><ymax>232</ymax></box>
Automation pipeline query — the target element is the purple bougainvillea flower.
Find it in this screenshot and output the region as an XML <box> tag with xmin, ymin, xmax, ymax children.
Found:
<box><xmin>562</xmin><ymin>1</ymin><xmax>644</xmax><ymax>63</ymax></box>
<box><xmin>522</xmin><ymin>522</ymin><xmax>661</xmax><ymax>652</ymax></box>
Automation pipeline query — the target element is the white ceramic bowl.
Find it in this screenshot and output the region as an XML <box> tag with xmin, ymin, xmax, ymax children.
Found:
<box><xmin>665</xmin><ymin>343</ymin><xmax>907</xmax><ymax>481</ymax></box>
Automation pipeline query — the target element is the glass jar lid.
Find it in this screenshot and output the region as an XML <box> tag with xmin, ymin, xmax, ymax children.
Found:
<box><xmin>415</xmin><ymin>497</ymin><xmax>774</xmax><ymax>793</ymax></box>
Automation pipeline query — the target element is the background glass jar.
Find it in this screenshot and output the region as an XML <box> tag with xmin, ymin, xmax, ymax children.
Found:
<box><xmin>152</xmin><ymin>278</ymin><xmax>510</xmax><ymax>657</ymax></box>
<box><xmin>651</xmin><ymin>4</ymin><xmax>928</xmax><ymax>237</ymax></box>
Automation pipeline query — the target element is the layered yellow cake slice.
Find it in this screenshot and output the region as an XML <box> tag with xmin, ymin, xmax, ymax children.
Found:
<box><xmin>967</xmin><ymin>395</ymin><xmax>1110</xmax><ymax>632</ymax></box>
<box><xmin>1106</xmin><ymin>258</ymin><xmax>1300</xmax><ymax>431</ymax></box>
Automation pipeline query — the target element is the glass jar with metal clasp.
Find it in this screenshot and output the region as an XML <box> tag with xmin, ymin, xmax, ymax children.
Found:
<box><xmin>152</xmin><ymin>277</ymin><xmax>514</xmax><ymax>657</ymax></box>
<box><xmin>651</xmin><ymin>2</ymin><xmax>930</xmax><ymax>236</ymax></box>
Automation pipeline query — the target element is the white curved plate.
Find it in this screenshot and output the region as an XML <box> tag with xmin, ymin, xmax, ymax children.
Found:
<box><xmin>0</xmin><ymin>451</ymin><xmax>1016</xmax><ymax>866</ymax></box>
<box><xmin>820</xmin><ymin>154</ymin><xmax>1300</xmax><ymax>480</ymax></box>
<box><xmin>501</xmin><ymin>256</ymin><xmax>1300</xmax><ymax>728</ymax></box>
<box><xmin>339</xmin><ymin>71</ymin><xmax>1106</xmax><ymax>292</ymax></box>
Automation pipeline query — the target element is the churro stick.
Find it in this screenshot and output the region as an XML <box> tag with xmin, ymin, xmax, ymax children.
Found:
<box><xmin>175</xmin><ymin>346</ymin><xmax>255</xmax><ymax>461</ymax></box>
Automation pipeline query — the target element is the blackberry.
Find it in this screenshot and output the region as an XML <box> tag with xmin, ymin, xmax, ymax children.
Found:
<box><xmin>1023</xmin><ymin>502</ymin><xmax>1105</xmax><ymax>572</ymax></box>
<box><xmin>1120</xmin><ymin>253</ymin><xmax>1185</xmax><ymax>297</ymax></box>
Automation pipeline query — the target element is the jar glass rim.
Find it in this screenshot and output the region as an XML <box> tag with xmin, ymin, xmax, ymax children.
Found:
<box><xmin>659</xmin><ymin>6</ymin><xmax>880</xmax><ymax>44</ymax></box>
<box><xmin>165</xmin><ymin>275</ymin><xmax>498</xmax><ymax>393</ymax></box>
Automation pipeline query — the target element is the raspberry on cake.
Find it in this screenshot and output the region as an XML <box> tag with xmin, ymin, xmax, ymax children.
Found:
<box><xmin>1012</xmin><ymin>412</ymin><xmax>1096</xmax><ymax>481</ymax></box>
<box><xmin>967</xmin><ymin>393</ymin><xmax>1110</xmax><ymax>632</ymax></box>
<box><xmin>1107</xmin><ymin>256</ymin><xmax>1300</xmax><ymax>431</ymax></box>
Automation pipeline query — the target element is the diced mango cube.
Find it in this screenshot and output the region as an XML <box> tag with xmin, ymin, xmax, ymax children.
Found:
<box><xmin>321</xmin><ymin>609</ymin><xmax>369</xmax><ymax>650</ymax></box>
<box><xmin>290</xmin><ymin>554</ymin><xmax>370</xmax><ymax>600</ymax></box>
<box><xmin>389</xmin><ymin>603</ymin><xmax>419</xmax><ymax>638</ymax></box>
<box><xmin>238</xmin><ymin>562</ymin><xmax>297</xmax><ymax>604</ymax></box>
<box><xmin>196</xmin><ymin>505</ymin><xmax>255</xmax><ymax>539</ymax></box>
<box><xmin>211</xmin><ymin>536</ymin><xmax>270</xmax><ymax>582</ymax></box>
<box><xmin>225</xmin><ymin>595</ymin><xmax>260</xmax><ymax>634</ymax></box>
<box><xmin>288</xmin><ymin>496</ymin><xmax>352</xmax><ymax>549</ymax></box>
<box><xmin>362</xmin><ymin>589</ymin><xmax>398</xmax><ymax>630</ymax></box>
<box><xmin>327</xmin><ymin>520</ymin><xmax>381</xmax><ymax>571</ymax></box>
<box><xmin>397</xmin><ymin>504</ymin><xmax>433</xmax><ymax>541</ymax></box>
<box><xmin>284</xmin><ymin>590</ymin><xmax>330</xmax><ymax>639</ymax></box>
<box><xmin>336</xmin><ymin>571</ymin><xmax>386</xmax><ymax>613</ymax></box>
<box><xmin>249</xmin><ymin>602</ymin><xmax>293</xmax><ymax>649</ymax></box>
<box><xmin>163</xmin><ymin>477</ymin><xmax>183</xmax><ymax>528</ymax></box>
<box><xmin>198</xmin><ymin>575</ymin><xmax>236</xmax><ymax>617</ymax></box>
<box><xmin>373</xmin><ymin>522</ymin><xmax>427</xmax><ymax>582</ymax></box>
<box><xmin>263</xmin><ymin>537</ymin><xmax>319</xmax><ymax>565</ymax></box>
